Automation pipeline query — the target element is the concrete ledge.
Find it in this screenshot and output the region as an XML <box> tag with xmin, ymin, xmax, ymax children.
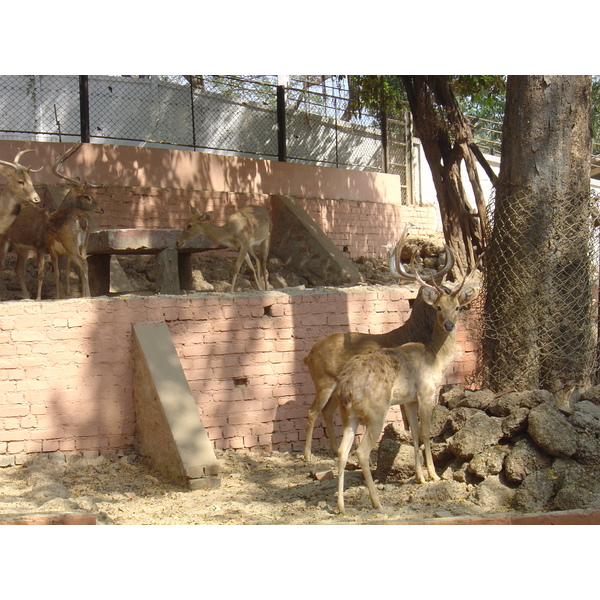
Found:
<box><xmin>0</xmin><ymin>512</ymin><xmax>96</xmax><ymax>525</ymax></box>
<box><xmin>88</xmin><ymin>228</ymin><xmax>214</xmax><ymax>254</ymax></box>
<box><xmin>374</xmin><ymin>508</ymin><xmax>600</xmax><ymax>525</ymax></box>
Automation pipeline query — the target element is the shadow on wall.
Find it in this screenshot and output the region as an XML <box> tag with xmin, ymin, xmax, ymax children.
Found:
<box><xmin>3</xmin><ymin>141</ymin><xmax>441</xmax><ymax>462</ymax></box>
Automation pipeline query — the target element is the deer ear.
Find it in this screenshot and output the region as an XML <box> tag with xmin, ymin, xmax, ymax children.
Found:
<box><xmin>190</xmin><ymin>204</ymin><xmax>200</xmax><ymax>216</ymax></box>
<box><xmin>201</xmin><ymin>211</ymin><xmax>214</xmax><ymax>221</ymax></box>
<box><xmin>457</xmin><ymin>286</ymin><xmax>476</xmax><ymax>307</ymax></box>
<box><xmin>421</xmin><ymin>286</ymin><xmax>438</xmax><ymax>306</ymax></box>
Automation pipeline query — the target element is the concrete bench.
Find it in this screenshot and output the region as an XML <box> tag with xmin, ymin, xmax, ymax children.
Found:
<box><xmin>87</xmin><ymin>228</ymin><xmax>214</xmax><ymax>296</ymax></box>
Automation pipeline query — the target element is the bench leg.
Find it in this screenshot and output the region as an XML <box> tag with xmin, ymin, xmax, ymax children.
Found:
<box><xmin>87</xmin><ymin>255</ymin><xmax>111</xmax><ymax>297</ymax></box>
<box><xmin>156</xmin><ymin>248</ymin><xmax>181</xmax><ymax>295</ymax></box>
<box><xmin>178</xmin><ymin>253</ymin><xmax>193</xmax><ymax>291</ymax></box>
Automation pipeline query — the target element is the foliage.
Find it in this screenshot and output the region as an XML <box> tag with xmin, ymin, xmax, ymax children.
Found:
<box><xmin>344</xmin><ymin>75</ymin><xmax>506</xmax><ymax>124</ymax></box>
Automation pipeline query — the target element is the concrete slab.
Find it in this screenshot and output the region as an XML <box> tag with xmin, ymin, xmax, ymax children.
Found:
<box><xmin>270</xmin><ymin>195</ymin><xmax>362</xmax><ymax>286</ymax></box>
<box><xmin>132</xmin><ymin>322</ymin><xmax>220</xmax><ymax>489</ymax></box>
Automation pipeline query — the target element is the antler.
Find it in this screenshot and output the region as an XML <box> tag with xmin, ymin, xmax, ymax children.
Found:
<box><xmin>409</xmin><ymin>250</ymin><xmax>445</xmax><ymax>294</ymax></box>
<box><xmin>387</xmin><ymin>226</ymin><xmax>454</xmax><ymax>284</ymax></box>
<box><xmin>0</xmin><ymin>149</ymin><xmax>43</xmax><ymax>173</ymax></box>
<box><xmin>52</xmin><ymin>143</ymin><xmax>100</xmax><ymax>188</ymax></box>
<box><xmin>452</xmin><ymin>252</ymin><xmax>483</xmax><ymax>297</ymax></box>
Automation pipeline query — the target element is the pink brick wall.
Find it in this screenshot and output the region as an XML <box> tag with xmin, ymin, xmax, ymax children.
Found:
<box><xmin>0</xmin><ymin>141</ymin><xmax>473</xmax><ymax>462</ymax></box>
<box><xmin>1</xmin><ymin>140</ymin><xmax>440</xmax><ymax>259</ymax></box>
<box><xmin>0</xmin><ymin>288</ymin><xmax>479</xmax><ymax>461</ymax></box>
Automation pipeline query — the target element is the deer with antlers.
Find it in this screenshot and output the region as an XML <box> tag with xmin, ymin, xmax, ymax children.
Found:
<box><xmin>46</xmin><ymin>143</ymin><xmax>104</xmax><ymax>298</ymax></box>
<box><xmin>334</xmin><ymin>250</ymin><xmax>477</xmax><ymax>514</ymax></box>
<box><xmin>303</xmin><ymin>225</ymin><xmax>454</xmax><ymax>463</ymax></box>
<box><xmin>177</xmin><ymin>204</ymin><xmax>272</xmax><ymax>292</ymax></box>
<box><xmin>0</xmin><ymin>149</ymin><xmax>43</xmax><ymax>236</ymax></box>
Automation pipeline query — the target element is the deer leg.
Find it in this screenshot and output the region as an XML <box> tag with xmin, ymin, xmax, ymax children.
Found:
<box><xmin>65</xmin><ymin>257</ymin><xmax>72</xmax><ymax>297</ymax></box>
<box><xmin>260</xmin><ymin>238</ymin><xmax>270</xmax><ymax>289</ymax></box>
<box><xmin>71</xmin><ymin>254</ymin><xmax>90</xmax><ymax>297</ymax></box>
<box><xmin>336</xmin><ymin>409</ymin><xmax>359</xmax><ymax>515</ymax></box>
<box><xmin>322</xmin><ymin>395</ymin><xmax>340</xmax><ymax>456</ymax></box>
<box><xmin>15</xmin><ymin>249</ymin><xmax>31</xmax><ymax>299</ymax></box>
<box><xmin>419</xmin><ymin>394</ymin><xmax>440</xmax><ymax>481</ymax></box>
<box><xmin>35</xmin><ymin>252</ymin><xmax>45</xmax><ymax>300</ymax></box>
<box><xmin>244</xmin><ymin>249</ymin><xmax>264</xmax><ymax>291</ymax></box>
<box><xmin>0</xmin><ymin>237</ymin><xmax>9</xmax><ymax>270</ymax></box>
<box><xmin>304</xmin><ymin>383</ymin><xmax>337</xmax><ymax>463</ymax></box>
<box><xmin>403</xmin><ymin>402</ymin><xmax>426</xmax><ymax>484</ymax></box>
<box><xmin>231</xmin><ymin>248</ymin><xmax>250</xmax><ymax>292</ymax></box>
<box><xmin>50</xmin><ymin>251</ymin><xmax>63</xmax><ymax>299</ymax></box>
<box><xmin>355</xmin><ymin>413</ymin><xmax>386</xmax><ymax>511</ymax></box>
<box><xmin>400</xmin><ymin>405</ymin><xmax>410</xmax><ymax>431</ymax></box>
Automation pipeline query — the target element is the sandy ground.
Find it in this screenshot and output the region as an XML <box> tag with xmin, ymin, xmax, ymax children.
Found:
<box><xmin>0</xmin><ymin>447</ymin><xmax>515</xmax><ymax>525</ymax></box>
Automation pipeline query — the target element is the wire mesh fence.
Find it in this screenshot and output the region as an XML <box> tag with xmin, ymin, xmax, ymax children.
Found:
<box><xmin>472</xmin><ymin>187</ymin><xmax>600</xmax><ymax>393</ymax></box>
<box><xmin>0</xmin><ymin>75</ymin><xmax>413</xmax><ymax>201</ymax></box>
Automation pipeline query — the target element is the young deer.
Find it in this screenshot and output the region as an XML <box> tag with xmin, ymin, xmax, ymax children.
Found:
<box><xmin>333</xmin><ymin>254</ymin><xmax>476</xmax><ymax>514</ymax></box>
<box><xmin>46</xmin><ymin>143</ymin><xmax>104</xmax><ymax>298</ymax></box>
<box><xmin>0</xmin><ymin>149</ymin><xmax>43</xmax><ymax>235</ymax></box>
<box><xmin>303</xmin><ymin>226</ymin><xmax>454</xmax><ymax>463</ymax></box>
<box><xmin>177</xmin><ymin>204</ymin><xmax>272</xmax><ymax>292</ymax></box>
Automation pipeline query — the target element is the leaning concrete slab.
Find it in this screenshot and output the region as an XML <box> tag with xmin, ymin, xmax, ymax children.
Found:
<box><xmin>270</xmin><ymin>195</ymin><xmax>362</xmax><ymax>286</ymax></box>
<box><xmin>132</xmin><ymin>322</ymin><xmax>220</xmax><ymax>490</ymax></box>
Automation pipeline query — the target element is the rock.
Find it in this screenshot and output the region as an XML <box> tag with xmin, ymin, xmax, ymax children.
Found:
<box><xmin>457</xmin><ymin>389</ymin><xmax>495</xmax><ymax>411</ymax></box>
<box><xmin>431</xmin><ymin>441</ymin><xmax>454</xmax><ymax>466</ymax></box>
<box><xmin>191</xmin><ymin>270</ymin><xmax>215</xmax><ymax>291</ymax></box>
<box><xmin>504</xmin><ymin>438</ymin><xmax>552</xmax><ymax>484</ymax></box>
<box><xmin>528</xmin><ymin>402</ymin><xmax>578</xmax><ymax>458</ymax></box>
<box><xmin>381</xmin><ymin>422</ymin><xmax>412</xmax><ymax>445</ymax></box>
<box><xmin>430</xmin><ymin>404</ymin><xmax>451</xmax><ymax>439</ymax></box>
<box><xmin>501</xmin><ymin>407</ymin><xmax>530</xmax><ymax>438</ymax></box>
<box><xmin>468</xmin><ymin>445</ymin><xmax>508</xmax><ymax>478</ymax></box>
<box><xmin>310</xmin><ymin>470</ymin><xmax>334</xmax><ymax>482</ymax></box>
<box><xmin>448</xmin><ymin>407</ymin><xmax>482</xmax><ymax>433</ymax></box>
<box><xmin>410</xmin><ymin>480</ymin><xmax>470</xmax><ymax>505</ymax></box>
<box><xmin>472</xmin><ymin>475</ymin><xmax>515</xmax><ymax>509</ymax></box>
<box><xmin>572</xmin><ymin>400</ymin><xmax>600</xmax><ymax>423</ymax></box>
<box><xmin>581</xmin><ymin>385</ymin><xmax>600</xmax><ymax>405</ymax></box>
<box><xmin>513</xmin><ymin>469</ymin><xmax>561</xmax><ymax>512</ymax></box>
<box><xmin>375</xmin><ymin>439</ymin><xmax>415</xmax><ymax>482</ymax></box>
<box><xmin>574</xmin><ymin>436</ymin><xmax>600</xmax><ymax>465</ymax></box>
<box><xmin>552</xmin><ymin>464</ymin><xmax>600</xmax><ymax>511</ymax></box>
<box><xmin>447</xmin><ymin>412</ymin><xmax>504</xmax><ymax>460</ymax></box>
<box><xmin>438</xmin><ymin>386</ymin><xmax>466</xmax><ymax>410</ymax></box>
<box><xmin>487</xmin><ymin>390</ymin><xmax>550</xmax><ymax>417</ymax></box>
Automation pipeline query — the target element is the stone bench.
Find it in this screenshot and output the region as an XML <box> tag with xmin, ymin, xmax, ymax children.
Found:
<box><xmin>87</xmin><ymin>228</ymin><xmax>214</xmax><ymax>296</ymax></box>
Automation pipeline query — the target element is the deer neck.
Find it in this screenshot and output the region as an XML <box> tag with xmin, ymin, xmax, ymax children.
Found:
<box><xmin>424</xmin><ymin>322</ymin><xmax>457</xmax><ymax>370</ymax></box>
<box><xmin>199</xmin><ymin>222</ymin><xmax>236</xmax><ymax>248</ymax></box>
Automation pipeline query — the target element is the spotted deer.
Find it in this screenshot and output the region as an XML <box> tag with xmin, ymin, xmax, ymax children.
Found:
<box><xmin>46</xmin><ymin>143</ymin><xmax>104</xmax><ymax>298</ymax></box>
<box><xmin>0</xmin><ymin>149</ymin><xmax>42</xmax><ymax>235</ymax></box>
<box><xmin>177</xmin><ymin>204</ymin><xmax>272</xmax><ymax>292</ymax></box>
<box><xmin>303</xmin><ymin>226</ymin><xmax>454</xmax><ymax>463</ymax></box>
<box><xmin>333</xmin><ymin>252</ymin><xmax>477</xmax><ymax>514</ymax></box>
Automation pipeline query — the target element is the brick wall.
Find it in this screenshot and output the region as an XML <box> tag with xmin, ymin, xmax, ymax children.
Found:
<box><xmin>0</xmin><ymin>287</ymin><xmax>480</xmax><ymax>462</ymax></box>
<box><xmin>0</xmin><ymin>140</ymin><xmax>467</xmax><ymax>463</ymax></box>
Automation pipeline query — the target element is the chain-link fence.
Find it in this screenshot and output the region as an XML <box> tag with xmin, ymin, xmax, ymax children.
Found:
<box><xmin>0</xmin><ymin>75</ymin><xmax>414</xmax><ymax>202</ymax></box>
<box><xmin>473</xmin><ymin>188</ymin><xmax>600</xmax><ymax>392</ymax></box>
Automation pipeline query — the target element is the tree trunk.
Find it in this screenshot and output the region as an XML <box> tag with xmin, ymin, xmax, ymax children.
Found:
<box><xmin>402</xmin><ymin>76</ymin><xmax>488</xmax><ymax>279</ymax></box>
<box><xmin>482</xmin><ymin>75</ymin><xmax>593</xmax><ymax>392</ymax></box>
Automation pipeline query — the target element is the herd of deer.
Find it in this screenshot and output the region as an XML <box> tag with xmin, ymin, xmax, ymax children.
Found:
<box><xmin>0</xmin><ymin>143</ymin><xmax>478</xmax><ymax>514</ymax></box>
<box><xmin>0</xmin><ymin>144</ymin><xmax>104</xmax><ymax>300</ymax></box>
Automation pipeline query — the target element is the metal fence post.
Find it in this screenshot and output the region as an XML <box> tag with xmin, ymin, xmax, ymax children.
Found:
<box><xmin>79</xmin><ymin>76</ymin><xmax>90</xmax><ymax>143</ymax></box>
<box><xmin>277</xmin><ymin>76</ymin><xmax>288</xmax><ymax>162</ymax></box>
